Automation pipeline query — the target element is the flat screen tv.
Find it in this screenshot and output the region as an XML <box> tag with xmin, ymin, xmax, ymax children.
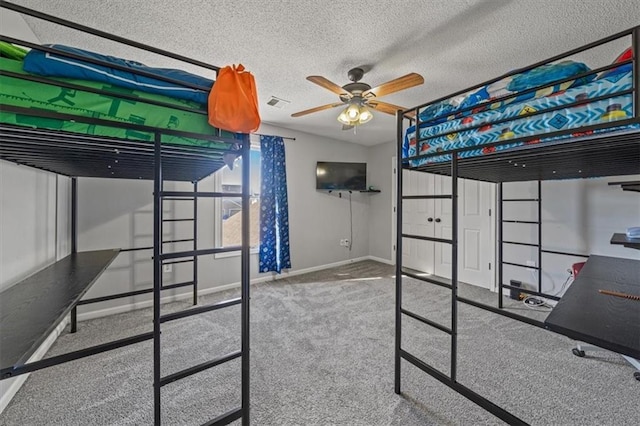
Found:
<box><xmin>316</xmin><ymin>162</ymin><xmax>367</xmax><ymax>191</ymax></box>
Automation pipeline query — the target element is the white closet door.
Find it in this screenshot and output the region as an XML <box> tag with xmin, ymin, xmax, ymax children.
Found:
<box><xmin>398</xmin><ymin>166</ymin><xmax>494</xmax><ymax>289</ymax></box>
<box><xmin>434</xmin><ymin>175</ymin><xmax>453</xmax><ymax>278</ymax></box>
<box><xmin>402</xmin><ymin>169</ymin><xmax>435</xmax><ymax>273</ymax></box>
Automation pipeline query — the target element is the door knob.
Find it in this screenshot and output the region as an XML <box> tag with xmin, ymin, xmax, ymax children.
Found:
<box><xmin>427</xmin><ymin>217</ymin><xmax>433</xmax><ymax>222</ymax></box>
<box><xmin>435</xmin><ymin>218</ymin><xmax>441</xmax><ymax>223</ymax></box>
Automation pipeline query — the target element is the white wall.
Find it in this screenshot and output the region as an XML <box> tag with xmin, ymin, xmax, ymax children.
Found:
<box><xmin>0</xmin><ymin>162</ymin><xmax>70</xmax><ymax>410</ymax></box>
<box><xmin>502</xmin><ymin>175</ymin><xmax>640</xmax><ymax>296</ymax></box>
<box><xmin>75</xmin><ymin>123</ymin><xmax>370</xmax><ymax>318</ymax></box>
<box><xmin>0</xmin><ymin>11</ymin><xmax>72</xmax><ymax>411</ymax></box>
<box><xmin>75</xmin><ymin>137</ymin><xmax>640</xmax><ymax>317</ymax></box>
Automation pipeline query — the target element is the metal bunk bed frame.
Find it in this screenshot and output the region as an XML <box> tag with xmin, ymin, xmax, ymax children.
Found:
<box><xmin>395</xmin><ymin>26</ymin><xmax>640</xmax><ymax>424</ymax></box>
<box><xmin>0</xmin><ymin>2</ymin><xmax>250</xmax><ymax>425</ymax></box>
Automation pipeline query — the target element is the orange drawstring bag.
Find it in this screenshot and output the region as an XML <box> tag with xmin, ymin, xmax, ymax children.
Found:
<box><xmin>207</xmin><ymin>64</ymin><xmax>261</xmax><ymax>133</ymax></box>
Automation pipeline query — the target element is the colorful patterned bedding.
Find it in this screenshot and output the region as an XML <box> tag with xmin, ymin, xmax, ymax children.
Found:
<box><xmin>0</xmin><ymin>56</ymin><xmax>233</xmax><ymax>151</ymax></box>
<box><xmin>404</xmin><ymin>65</ymin><xmax>638</xmax><ymax>166</ymax></box>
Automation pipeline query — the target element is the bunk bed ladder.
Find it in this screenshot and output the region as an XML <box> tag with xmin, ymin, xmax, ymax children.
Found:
<box><xmin>498</xmin><ymin>181</ymin><xmax>543</xmax><ymax>308</ymax></box>
<box><xmin>395</xmin><ymin>111</ymin><xmax>527</xmax><ymax>425</ymax></box>
<box><xmin>152</xmin><ymin>133</ymin><xmax>251</xmax><ymax>425</ymax></box>
<box><xmin>160</xmin><ymin>181</ymin><xmax>198</xmax><ymax>305</ymax></box>
<box><xmin>395</xmin><ymin>155</ymin><xmax>462</xmax><ymax>384</ymax></box>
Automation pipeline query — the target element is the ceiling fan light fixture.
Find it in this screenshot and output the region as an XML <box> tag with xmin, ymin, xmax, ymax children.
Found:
<box><xmin>337</xmin><ymin>104</ymin><xmax>373</xmax><ymax>126</ymax></box>
<box><xmin>358</xmin><ymin>107</ymin><xmax>373</xmax><ymax>124</ymax></box>
<box><xmin>337</xmin><ymin>109</ymin><xmax>352</xmax><ymax>125</ymax></box>
<box><xmin>346</xmin><ymin>103</ymin><xmax>360</xmax><ymax>120</ymax></box>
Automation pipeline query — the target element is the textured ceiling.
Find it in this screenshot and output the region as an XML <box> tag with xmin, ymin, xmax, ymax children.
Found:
<box><xmin>9</xmin><ymin>0</ymin><xmax>640</xmax><ymax>146</ymax></box>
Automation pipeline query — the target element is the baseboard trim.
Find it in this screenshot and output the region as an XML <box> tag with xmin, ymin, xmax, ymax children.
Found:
<box><xmin>273</xmin><ymin>256</ymin><xmax>370</xmax><ymax>280</ymax></box>
<box><xmin>78</xmin><ymin>256</ymin><xmax>370</xmax><ymax>322</ymax></box>
<box><xmin>367</xmin><ymin>255</ymin><xmax>394</xmax><ymax>265</ymax></box>
<box><xmin>0</xmin><ymin>317</ymin><xmax>69</xmax><ymax>414</ymax></box>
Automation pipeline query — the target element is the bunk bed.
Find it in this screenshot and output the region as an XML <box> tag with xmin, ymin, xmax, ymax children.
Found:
<box><xmin>395</xmin><ymin>26</ymin><xmax>640</xmax><ymax>424</ymax></box>
<box><xmin>0</xmin><ymin>2</ymin><xmax>250</xmax><ymax>425</ymax></box>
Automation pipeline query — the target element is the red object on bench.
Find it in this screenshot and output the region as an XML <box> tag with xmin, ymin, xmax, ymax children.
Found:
<box><xmin>572</xmin><ymin>262</ymin><xmax>586</xmax><ymax>278</ymax></box>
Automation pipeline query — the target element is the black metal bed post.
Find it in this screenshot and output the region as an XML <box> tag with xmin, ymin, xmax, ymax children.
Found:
<box><xmin>240</xmin><ymin>133</ymin><xmax>251</xmax><ymax>425</ymax></box>
<box><xmin>497</xmin><ymin>183</ymin><xmax>504</xmax><ymax>309</ymax></box>
<box><xmin>633</xmin><ymin>27</ymin><xmax>639</xmax><ymax>118</ymax></box>
<box><xmin>70</xmin><ymin>177</ymin><xmax>78</xmax><ymax>333</ymax></box>
<box><xmin>537</xmin><ymin>181</ymin><xmax>543</xmax><ymax>294</ymax></box>
<box><xmin>450</xmin><ymin>154</ymin><xmax>459</xmax><ymax>381</ymax></box>
<box><xmin>153</xmin><ymin>133</ymin><xmax>163</xmax><ymax>425</ymax></box>
<box><xmin>193</xmin><ymin>181</ymin><xmax>198</xmax><ymax>306</ymax></box>
<box><xmin>394</xmin><ymin>111</ymin><xmax>404</xmax><ymax>394</ymax></box>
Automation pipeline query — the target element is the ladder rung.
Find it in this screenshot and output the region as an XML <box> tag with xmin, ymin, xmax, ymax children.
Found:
<box><xmin>161</xmin><ymin>191</ymin><xmax>243</xmax><ymax>198</ymax></box>
<box><xmin>401</xmin><ymin>308</ymin><xmax>452</xmax><ymax>335</ymax></box>
<box><xmin>503</xmin><ymin>261</ymin><xmax>539</xmax><ymax>270</ymax></box>
<box><xmin>160</xmin><ymin>297</ymin><xmax>241</xmax><ymax>323</ymax></box>
<box><xmin>201</xmin><ymin>407</ymin><xmax>243</xmax><ymax>426</ymax></box>
<box><xmin>402</xmin><ymin>270</ymin><xmax>452</xmax><ymax>289</ymax></box>
<box><xmin>502</xmin><ymin>198</ymin><xmax>539</xmax><ymax>202</ymax></box>
<box><xmin>160</xmin><ymin>351</ymin><xmax>241</xmax><ymax>387</ymax></box>
<box><xmin>78</xmin><ymin>287</ymin><xmax>153</xmax><ymax>305</ymax></box>
<box><xmin>162</xmin><ymin>258</ymin><xmax>194</xmax><ymax>266</ymax></box>
<box><xmin>162</xmin><ymin>197</ymin><xmax>195</xmax><ymax>201</ymax></box>
<box><xmin>163</xmin><ymin>238</ymin><xmax>195</xmax><ymax>244</ymax></box>
<box><xmin>502</xmin><ymin>220</ymin><xmax>539</xmax><ymax>224</ymax></box>
<box><xmin>403</xmin><ymin>195</ymin><xmax>452</xmax><ymax>200</ymax></box>
<box><xmin>160</xmin><ymin>246</ymin><xmax>241</xmax><ymax>261</ymax></box>
<box><xmin>402</xmin><ymin>233</ymin><xmax>452</xmax><ymax>244</ymax></box>
<box><xmin>502</xmin><ymin>240</ymin><xmax>539</xmax><ymax>247</ymax></box>
<box><xmin>161</xmin><ymin>281</ymin><xmax>194</xmax><ymax>291</ymax></box>
<box><xmin>162</xmin><ymin>218</ymin><xmax>194</xmax><ymax>222</ymax></box>
<box><xmin>79</xmin><ymin>282</ymin><xmax>194</xmax><ymax>305</ymax></box>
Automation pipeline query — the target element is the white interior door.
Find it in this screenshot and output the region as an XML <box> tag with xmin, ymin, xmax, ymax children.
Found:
<box><xmin>433</xmin><ymin>176</ymin><xmax>494</xmax><ymax>289</ymax></box>
<box><xmin>458</xmin><ymin>179</ymin><xmax>493</xmax><ymax>289</ymax></box>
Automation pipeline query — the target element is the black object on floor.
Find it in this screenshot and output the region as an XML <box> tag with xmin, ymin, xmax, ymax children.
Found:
<box><xmin>509</xmin><ymin>280</ymin><xmax>522</xmax><ymax>300</ymax></box>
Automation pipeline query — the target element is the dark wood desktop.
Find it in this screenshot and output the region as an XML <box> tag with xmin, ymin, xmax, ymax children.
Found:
<box><xmin>545</xmin><ymin>255</ymin><xmax>640</xmax><ymax>360</ymax></box>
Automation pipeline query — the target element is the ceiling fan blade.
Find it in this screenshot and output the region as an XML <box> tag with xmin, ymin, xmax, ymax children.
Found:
<box><xmin>291</xmin><ymin>102</ymin><xmax>345</xmax><ymax>118</ymax></box>
<box><xmin>363</xmin><ymin>73</ymin><xmax>424</xmax><ymax>98</ymax></box>
<box><xmin>307</xmin><ymin>76</ymin><xmax>353</xmax><ymax>98</ymax></box>
<box><xmin>341</xmin><ymin>124</ymin><xmax>354</xmax><ymax>131</ymax></box>
<box><xmin>367</xmin><ymin>100</ymin><xmax>416</xmax><ymax>118</ymax></box>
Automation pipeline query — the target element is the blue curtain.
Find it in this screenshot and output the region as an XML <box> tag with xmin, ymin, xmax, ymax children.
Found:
<box><xmin>259</xmin><ymin>135</ymin><xmax>291</xmax><ymax>273</ymax></box>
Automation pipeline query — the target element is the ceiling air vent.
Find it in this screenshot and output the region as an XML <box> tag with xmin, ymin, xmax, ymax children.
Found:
<box><xmin>266</xmin><ymin>96</ymin><xmax>290</xmax><ymax>109</ymax></box>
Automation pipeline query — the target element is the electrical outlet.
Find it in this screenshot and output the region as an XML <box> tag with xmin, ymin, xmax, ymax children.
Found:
<box><xmin>163</xmin><ymin>264</ymin><xmax>172</xmax><ymax>273</ymax></box>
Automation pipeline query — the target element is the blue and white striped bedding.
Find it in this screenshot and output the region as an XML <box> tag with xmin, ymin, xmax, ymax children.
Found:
<box><xmin>404</xmin><ymin>68</ymin><xmax>637</xmax><ymax>166</ymax></box>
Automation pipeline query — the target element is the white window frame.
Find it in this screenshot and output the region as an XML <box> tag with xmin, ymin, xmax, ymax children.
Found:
<box><xmin>213</xmin><ymin>141</ymin><xmax>261</xmax><ymax>259</ymax></box>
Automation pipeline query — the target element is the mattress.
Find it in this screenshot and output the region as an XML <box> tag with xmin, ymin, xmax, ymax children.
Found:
<box><xmin>22</xmin><ymin>45</ymin><xmax>213</xmax><ymax>105</ymax></box>
<box><xmin>0</xmin><ymin>56</ymin><xmax>233</xmax><ymax>151</ymax></box>
<box><xmin>404</xmin><ymin>66</ymin><xmax>638</xmax><ymax>166</ymax></box>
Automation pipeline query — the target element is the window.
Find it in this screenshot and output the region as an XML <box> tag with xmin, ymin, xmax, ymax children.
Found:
<box><xmin>215</xmin><ymin>146</ymin><xmax>261</xmax><ymax>250</ymax></box>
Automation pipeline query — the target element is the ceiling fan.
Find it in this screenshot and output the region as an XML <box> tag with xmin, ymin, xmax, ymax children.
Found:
<box><xmin>291</xmin><ymin>67</ymin><xmax>423</xmax><ymax>129</ymax></box>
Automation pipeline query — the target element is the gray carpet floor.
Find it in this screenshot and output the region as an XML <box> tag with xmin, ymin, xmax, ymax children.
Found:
<box><xmin>1</xmin><ymin>260</ymin><xmax>638</xmax><ymax>425</ymax></box>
